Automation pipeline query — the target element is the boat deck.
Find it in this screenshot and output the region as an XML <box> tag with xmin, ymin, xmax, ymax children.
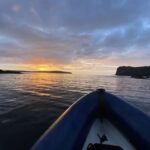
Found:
<box><xmin>82</xmin><ymin>119</ymin><xmax>135</xmax><ymax>150</ymax></box>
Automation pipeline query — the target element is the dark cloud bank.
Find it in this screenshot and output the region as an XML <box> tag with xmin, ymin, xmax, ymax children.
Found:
<box><xmin>0</xmin><ymin>0</ymin><xmax>150</xmax><ymax>67</ymax></box>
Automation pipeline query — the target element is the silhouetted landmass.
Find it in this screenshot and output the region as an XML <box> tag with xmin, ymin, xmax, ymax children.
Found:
<box><xmin>34</xmin><ymin>71</ymin><xmax>72</xmax><ymax>74</ymax></box>
<box><xmin>0</xmin><ymin>69</ymin><xmax>22</xmax><ymax>74</ymax></box>
<box><xmin>0</xmin><ymin>69</ymin><xmax>72</xmax><ymax>74</ymax></box>
<box><xmin>116</xmin><ymin>66</ymin><xmax>150</xmax><ymax>79</ymax></box>
<box><xmin>23</xmin><ymin>70</ymin><xmax>72</xmax><ymax>74</ymax></box>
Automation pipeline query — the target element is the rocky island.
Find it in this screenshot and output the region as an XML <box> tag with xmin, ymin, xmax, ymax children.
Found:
<box><xmin>116</xmin><ymin>66</ymin><xmax>150</xmax><ymax>79</ymax></box>
<box><xmin>0</xmin><ymin>69</ymin><xmax>22</xmax><ymax>74</ymax></box>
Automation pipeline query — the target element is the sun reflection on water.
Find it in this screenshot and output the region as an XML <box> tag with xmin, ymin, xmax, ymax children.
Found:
<box><xmin>17</xmin><ymin>73</ymin><xmax>69</xmax><ymax>97</ymax></box>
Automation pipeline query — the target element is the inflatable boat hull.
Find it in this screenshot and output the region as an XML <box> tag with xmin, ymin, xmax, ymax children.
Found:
<box><xmin>32</xmin><ymin>90</ymin><xmax>150</xmax><ymax>150</ymax></box>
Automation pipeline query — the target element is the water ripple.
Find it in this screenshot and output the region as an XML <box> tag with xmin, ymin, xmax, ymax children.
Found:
<box><xmin>0</xmin><ymin>73</ymin><xmax>149</xmax><ymax>150</ymax></box>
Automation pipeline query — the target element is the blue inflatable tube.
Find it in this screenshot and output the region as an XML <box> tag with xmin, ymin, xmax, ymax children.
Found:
<box><xmin>32</xmin><ymin>90</ymin><xmax>150</xmax><ymax>150</ymax></box>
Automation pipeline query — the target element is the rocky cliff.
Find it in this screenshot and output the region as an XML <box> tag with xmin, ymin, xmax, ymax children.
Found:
<box><xmin>116</xmin><ymin>66</ymin><xmax>150</xmax><ymax>78</ymax></box>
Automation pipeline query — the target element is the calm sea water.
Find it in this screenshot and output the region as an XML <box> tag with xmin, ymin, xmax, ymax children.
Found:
<box><xmin>0</xmin><ymin>73</ymin><xmax>150</xmax><ymax>150</ymax></box>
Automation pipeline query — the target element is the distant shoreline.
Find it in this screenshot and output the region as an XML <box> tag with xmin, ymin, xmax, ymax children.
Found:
<box><xmin>0</xmin><ymin>69</ymin><xmax>72</xmax><ymax>74</ymax></box>
<box><xmin>27</xmin><ymin>71</ymin><xmax>72</xmax><ymax>74</ymax></box>
<box><xmin>0</xmin><ymin>69</ymin><xmax>22</xmax><ymax>74</ymax></box>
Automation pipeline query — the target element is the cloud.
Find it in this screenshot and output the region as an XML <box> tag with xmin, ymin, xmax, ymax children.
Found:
<box><xmin>0</xmin><ymin>0</ymin><xmax>150</xmax><ymax>69</ymax></box>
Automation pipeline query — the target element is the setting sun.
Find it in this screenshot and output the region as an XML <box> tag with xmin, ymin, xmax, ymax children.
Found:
<box><xmin>39</xmin><ymin>67</ymin><xmax>46</xmax><ymax>71</ymax></box>
<box><xmin>36</xmin><ymin>64</ymin><xmax>51</xmax><ymax>71</ymax></box>
<box><xmin>37</xmin><ymin>64</ymin><xmax>58</xmax><ymax>71</ymax></box>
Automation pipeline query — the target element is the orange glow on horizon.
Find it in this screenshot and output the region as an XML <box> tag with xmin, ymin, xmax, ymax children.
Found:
<box><xmin>1</xmin><ymin>59</ymin><xmax>117</xmax><ymax>75</ymax></box>
<box><xmin>39</xmin><ymin>67</ymin><xmax>47</xmax><ymax>71</ymax></box>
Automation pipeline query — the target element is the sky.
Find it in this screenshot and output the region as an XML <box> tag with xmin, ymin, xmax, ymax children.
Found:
<box><xmin>0</xmin><ymin>0</ymin><xmax>150</xmax><ymax>74</ymax></box>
